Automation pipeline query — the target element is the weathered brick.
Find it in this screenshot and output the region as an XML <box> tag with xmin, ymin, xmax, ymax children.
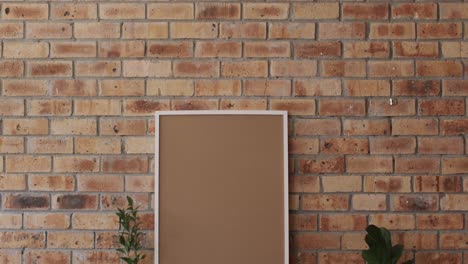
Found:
<box><xmin>2</xmin><ymin>4</ymin><xmax>48</xmax><ymax>20</ymax></box>
<box><xmin>28</xmin><ymin>61</ymin><xmax>72</xmax><ymax>77</ymax></box>
<box><xmin>343</xmin><ymin>119</ymin><xmax>391</xmax><ymax>136</ymax></box>
<box><xmin>75</xmin><ymin>137</ymin><xmax>120</xmax><ymax>154</ymax></box>
<box><xmin>28</xmin><ymin>175</ymin><xmax>74</xmax><ymax>192</ymax></box>
<box><xmin>172</xmin><ymin>99</ymin><xmax>218</xmax><ymax>110</ymax></box>
<box><xmin>75</xmin><ymin>61</ymin><xmax>121</xmax><ymax>77</ymax></box>
<box><xmin>353</xmin><ymin>194</ymin><xmax>387</xmax><ymax>211</ymax></box>
<box><xmin>174</xmin><ymin>61</ymin><xmax>219</xmax><ymax>78</ymax></box>
<box><xmin>417</xmin><ymin>214</ymin><xmax>464</xmax><ymax>230</ymax></box>
<box><xmin>26</xmin><ymin>23</ymin><xmax>72</xmax><ymax>39</ymax></box>
<box><xmin>0</xmin><ymin>232</ymin><xmax>45</xmax><ymax>248</ymax></box>
<box><xmin>442</xmin><ymin>42</ymin><xmax>468</xmax><ymax>58</ymax></box>
<box><xmin>52</xmin><ymin>194</ymin><xmax>98</xmax><ymax>210</ymax></box>
<box><xmin>51</xmin><ymin>80</ymin><xmax>97</xmax><ymax>97</ymax></box>
<box><xmin>123</xmin><ymin>60</ymin><xmax>171</xmax><ymax>77</ymax></box>
<box><xmin>418</xmin><ymin>99</ymin><xmax>465</xmax><ymax>116</ymax></box>
<box><xmin>47</xmin><ymin>232</ymin><xmax>93</xmax><ymax>249</ymax></box>
<box><xmin>147</xmin><ymin>80</ymin><xmax>194</xmax><ymax>97</ymax></box>
<box><xmin>125</xmin><ymin>176</ymin><xmax>154</xmax><ymax>192</ymax></box>
<box><xmin>393</xmin><ymin>80</ymin><xmax>440</xmax><ymax>96</ymax></box>
<box><xmin>392</xmin><ymin>3</ymin><xmax>437</xmax><ymax>19</ymax></box>
<box><xmin>24</xmin><ymin>213</ymin><xmax>69</xmax><ymax>229</ymax></box>
<box><xmin>75</xmin><ymin>22</ymin><xmax>120</xmax><ymax>39</ymax></box>
<box><xmin>319</xmin><ymin>23</ymin><xmax>366</xmax><ymax>39</ymax></box>
<box><xmin>28</xmin><ymin>98</ymin><xmax>72</xmax><ymax>116</ymax></box>
<box><xmin>395</xmin><ymin>156</ymin><xmax>440</xmax><ymax>174</ymax></box>
<box><xmin>414</xmin><ymin>175</ymin><xmax>462</xmax><ymax>193</ymax></box>
<box><xmin>289</xmin><ymin>138</ymin><xmax>319</xmax><ymax>155</ymax></box>
<box><xmin>347</xmin><ymin>156</ymin><xmax>393</xmax><ymax>173</ymax></box>
<box><xmin>293</xmin><ymin>3</ymin><xmax>339</xmax><ymax>19</ymax></box>
<box><xmin>369</xmin><ymin>99</ymin><xmax>415</xmax><ymax>116</ymax></box>
<box><xmin>296</xmin><ymin>42</ymin><xmax>341</xmax><ymax>59</ymax></box>
<box><xmin>51</xmin><ymin>3</ymin><xmax>97</xmax><ymax>20</ymax></box>
<box><xmin>392</xmin><ymin>195</ymin><xmax>438</xmax><ymax>211</ymax></box>
<box><xmin>270</xmin><ymin>99</ymin><xmax>315</xmax><ymax>115</ymax></box>
<box><xmin>343</xmin><ymin>3</ymin><xmax>388</xmax><ymax>20</ymax></box>
<box><xmin>271</xmin><ymin>60</ymin><xmax>317</xmax><ymax>77</ymax></box>
<box><xmin>393</xmin><ymin>232</ymin><xmax>437</xmax><ymax>249</ymax></box>
<box><xmin>320</xmin><ymin>214</ymin><xmax>367</xmax><ymax>231</ymax></box>
<box><xmin>370</xmin><ymin>214</ymin><xmax>415</xmax><ymax>230</ymax></box>
<box><xmin>269</xmin><ymin>23</ymin><xmax>315</xmax><ymax>39</ymax></box>
<box><xmin>319</xmin><ymin>252</ymin><xmax>363</xmax><ymax>264</ymax></box>
<box><xmin>243</xmin><ymin>3</ymin><xmax>289</xmax><ymax>20</ymax></box>
<box><xmin>321</xmin><ymin>61</ymin><xmax>366</xmax><ymax>77</ymax></box>
<box><xmin>148</xmin><ymin>3</ymin><xmax>194</xmax><ymax>20</ymax></box>
<box><xmin>416</xmin><ymin>253</ymin><xmax>462</xmax><ymax>264</ymax></box>
<box><xmin>51</xmin><ymin>118</ymin><xmax>97</xmax><ymax>135</ymax></box>
<box><xmin>293</xmin><ymin>233</ymin><xmax>341</xmax><ymax>250</ymax></box>
<box><xmin>149</xmin><ymin>41</ymin><xmax>193</xmax><ymax>58</ymax></box>
<box><xmin>99</xmin><ymin>41</ymin><xmax>145</xmax><ymax>58</ymax></box>
<box><xmin>3</xmin><ymin>193</ymin><xmax>50</xmax><ymax>210</ymax></box>
<box><xmin>440</xmin><ymin>3</ymin><xmax>468</xmax><ymax>19</ymax></box>
<box><xmin>220</xmin><ymin>22</ymin><xmax>266</xmax><ymax>39</ymax></box>
<box><xmin>54</xmin><ymin>156</ymin><xmax>99</xmax><ymax>173</ymax></box>
<box><xmin>244</xmin><ymin>41</ymin><xmax>290</xmax><ymax>58</ymax></box>
<box><xmin>221</xmin><ymin>99</ymin><xmax>267</xmax><ymax>110</ymax></box>
<box><xmin>418</xmin><ymin>137</ymin><xmax>464</xmax><ymax>154</ymax></box>
<box><xmin>368</xmin><ymin>61</ymin><xmax>414</xmax><ymax>77</ymax></box>
<box><xmin>0</xmin><ymin>23</ymin><xmax>23</xmax><ymax>39</ymax></box>
<box><xmin>171</xmin><ymin>22</ymin><xmax>217</xmax><ymax>39</ymax></box>
<box><xmin>370</xmin><ymin>137</ymin><xmax>416</xmax><ymax>154</ymax></box>
<box><xmin>418</xmin><ymin>23</ymin><xmax>462</xmax><ymax>39</ymax></box>
<box><xmin>0</xmin><ymin>137</ymin><xmax>24</xmax><ymax>154</ymax></box>
<box><xmin>72</xmin><ymin>213</ymin><xmax>119</xmax><ymax>230</ymax></box>
<box><xmin>0</xmin><ymin>61</ymin><xmax>24</xmax><ymax>77</ymax></box>
<box><xmin>195</xmin><ymin>80</ymin><xmax>241</xmax><ymax>96</ymax></box>
<box><xmin>73</xmin><ymin>251</ymin><xmax>120</xmax><ymax>264</ymax></box>
<box><xmin>99</xmin><ymin>3</ymin><xmax>145</xmax><ymax>19</ymax></box>
<box><xmin>100</xmin><ymin>80</ymin><xmax>145</xmax><ymax>97</ymax></box>
<box><xmin>290</xmin><ymin>214</ymin><xmax>317</xmax><ymax>231</ymax></box>
<box><xmin>294</xmin><ymin>79</ymin><xmax>341</xmax><ymax>97</ymax></box>
<box><xmin>102</xmin><ymin>156</ymin><xmax>148</xmax><ymax>174</ymax></box>
<box><xmin>298</xmin><ymin>156</ymin><xmax>344</xmax><ymax>174</ymax></box>
<box><xmin>3</xmin><ymin>119</ymin><xmax>48</xmax><ymax>135</ymax></box>
<box><xmin>74</xmin><ymin>99</ymin><xmax>121</xmax><ymax>116</ymax></box>
<box><xmin>222</xmin><ymin>61</ymin><xmax>268</xmax><ymax>77</ymax></box>
<box><xmin>101</xmin><ymin>194</ymin><xmax>149</xmax><ymax>211</ymax></box>
<box><xmin>24</xmin><ymin>251</ymin><xmax>70</xmax><ymax>264</ymax></box>
<box><xmin>196</xmin><ymin>3</ymin><xmax>240</xmax><ymax>20</ymax></box>
<box><xmin>0</xmin><ymin>214</ymin><xmax>22</xmax><ymax>229</ymax></box>
<box><xmin>343</xmin><ymin>42</ymin><xmax>389</xmax><ymax>58</ymax></box>
<box><xmin>302</xmin><ymin>194</ymin><xmax>349</xmax><ymax>211</ymax></box>
<box><xmin>28</xmin><ymin>137</ymin><xmax>73</xmax><ymax>154</ymax></box>
<box><xmin>319</xmin><ymin>99</ymin><xmax>365</xmax><ymax>116</ymax></box>
<box><xmin>394</xmin><ymin>41</ymin><xmax>438</xmax><ymax>58</ymax></box>
<box><xmin>416</xmin><ymin>61</ymin><xmax>463</xmax><ymax>77</ymax></box>
<box><xmin>370</xmin><ymin>23</ymin><xmax>415</xmax><ymax>39</ymax></box>
<box><xmin>124</xmin><ymin>99</ymin><xmax>170</xmax><ymax>116</ymax></box>
<box><xmin>392</xmin><ymin>118</ymin><xmax>438</xmax><ymax>135</ymax></box>
<box><xmin>3</xmin><ymin>80</ymin><xmax>48</xmax><ymax>96</ymax></box>
<box><xmin>443</xmin><ymin>157</ymin><xmax>468</xmax><ymax>174</ymax></box>
<box><xmin>77</xmin><ymin>175</ymin><xmax>124</xmax><ymax>192</ymax></box>
<box><xmin>344</xmin><ymin>80</ymin><xmax>390</xmax><ymax>96</ymax></box>
<box><xmin>100</xmin><ymin>119</ymin><xmax>146</xmax><ymax>136</ymax></box>
<box><xmin>440</xmin><ymin>194</ymin><xmax>468</xmax><ymax>211</ymax></box>
<box><xmin>3</xmin><ymin>42</ymin><xmax>48</xmax><ymax>58</ymax></box>
<box><xmin>376</xmin><ymin>180</ymin><xmax>415</xmax><ymax>202</ymax></box>
<box><xmin>320</xmin><ymin>138</ymin><xmax>368</xmax><ymax>154</ymax></box>
<box><xmin>441</xmin><ymin>233</ymin><xmax>468</xmax><ymax>249</ymax></box>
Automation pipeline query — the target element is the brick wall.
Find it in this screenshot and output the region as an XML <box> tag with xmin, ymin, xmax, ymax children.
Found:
<box><xmin>0</xmin><ymin>1</ymin><xmax>467</xmax><ymax>263</ymax></box>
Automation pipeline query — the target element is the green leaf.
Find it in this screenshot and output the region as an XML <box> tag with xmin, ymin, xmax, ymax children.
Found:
<box><xmin>390</xmin><ymin>244</ymin><xmax>403</xmax><ymax>264</ymax></box>
<box><xmin>402</xmin><ymin>260</ymin><xmax>414</xmax><ymax>264</ymax></box>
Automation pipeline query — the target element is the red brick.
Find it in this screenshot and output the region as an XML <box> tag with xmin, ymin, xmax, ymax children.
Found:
<box><xmin>321</xmin><ymin>61</ymin><xmax>365</xmax><ymax>77</ymax></box>
<box><xmin>271</xmin><ymin>60</ymin><xmax>317</xmax><ymax>77</ymax></box>
<box><xmin>393</xmin><ymin>80</ymin><xmax>440</xmax><ymax>96</ymax></box>
<box><xmin>353</xmin><ymin>194</ymin><xmax>387</xmax><ymax>211</ymax></box>
<box><xmin>147</xmin><ymin>41</ymin><xmax>192</xmax><ymax>58</ymax></box>
<box><xmin>302</xmin><ymin>195</ymin><xmax>349</xmax><ymax>211</ymax></box>
<box><xmin>102</xmin><ymin>156</ymin><xmax>148</xmax><ymax>174</ymax></box>
<box><xmin>244</xmin><ymin>41</ymin><xmax>290</xmax><ymax>58</ymax></box>
<box><xmin>415</xmin><ymin>175</ymin><xmax>462</xmax><ymax>193</ymax></box>
<box><xmin>195</xmin><ymin>3</ymin><xmax>239</xmax><ymax>20</ymax></box>
<box><xmin>370</xmin><ymin>214</ymin><xmax>415</xmax><ymax>230</ymax></box>
<box><xmin>320</xmin><ymin>138</ymin><xmax>368</xmax><ymax>154</ymax></box>
<box><xmin>54</xmin><ymin>156</ymin><xmax>99</xmax><ymax>173</ymax></box>
<box><xmin>51</xmin><ymin>80</ymin><xmax>97</xmax><ymax>97</ymax></box>
<box><xmin>347</xmin><ymin>156</ymin><xmax>393</xmax><ymax>173</ymax></box>
<box><xmin>0</xmin><ymin>23</ymin><xmax>23</xmax><ymax>39</ymax></box>
<box><xmin>0</xmin><ymin>175</ymin><xmax>26</xmax><ymax>191</ymax></box>
<box><xmin>343</xmin><ymin>3</ymin><xmax>388</xmax><ymax>20</ymax></box>
<box><xmin>322</xmin><ymin>176</ymin><xmax>362</xmax><ymax>192</ymax></box>
<box><xmin>392</xmin><ymin>195</ymin><xmax>438</xmax><ymax>211</ymax></box>
<box><xmin>51</xmin><ymin>118</ymin><xmax>96</xmax><ymax>135</ymax></box>
<box><xmin>245</xmin><ymin>80</ymin><xmax>290</xmax><ymax>97</ymax></box>
<box><xmin>416</xmin><ymin>253</ymin><xmax>462</xmax><ymax>264</ymax></box>
<box><xmin>319</xmin><ymin>23</ymin><xmax>365</xmax><ymax>39</ymax></box>
<box><xmin>74</xmin><ymin>99</ymin><xmax>120</xmax><ymax>116</ymax></box>
<box><xmin>2</xmin><ymin>80</ymin><xmax>48</xmax><ymax>96</ymax></box>
<box><xmin>101</xmin><ymin>194</ymin><xmax>149</xmax><ymax>211</ymax></box>
<box><xmin>148</xmin><ymin>3</ymin><xmax>193</xmax><ymax>19</ymax></box>
<box><xmin>419</xmin><ymin>99</ymin><xmax>465</xmax><ymax>116</ymax></box>
<box><xmin>365</xmin><ymin>176</ymin><xmax>412</xmax><ymax>193</ymax></box>
<box><xmin>24</xmin><ymin>251</ymin><xmax>70</xmax><ymax>264</ymax></box>
<box><xmin>396</xmin><ymin>156</ymin><xmax>440</xmax><ymax>174</ymax></box>
<box><xmin>99</xmin><ymin>80</ymin><xmax>144</xmax><ymax>97</ymax></box>
<box><xmin>72</xmin><ymin>213</ymin><xmax>118</xmax><ymax>230</ymax></box>
<box><xmin>393</xmin><ymin>232</ymin><xmax>437</xmax><ymax>249</ymax></box>
<box><xmin>219</xmin><ymin>22</ymin><xmax>266</xmax><ymax>39</ymax></box>
<box><xmin>344</xmin><ymin>80</ymin><xmax>390</xmax><ymax>96</ymax></box>
<box><xmin>368</xmin><ymin>61</ymin><xmax>414</xmax><ymax>77</ymax></box>
<box><xmin>171</xmin><ymin>22</ymin><xmax>217</xmax><ymax>39</ymax></box>
<box><xmin>294</xmin><ymin>79</ymin><xmax>340</xmax><ymax>97</ymax></box>
<box><xmin>319</xmin><ymin>99</ymin><xmax>365</xmax><ymax>116</ymax></box>
<box><xmin>51</xmin><ymin>42</ymin><xmax>96</xmax><ymax>58</ymax></box>
<box><xmin>0</xmin><ymin>137</ymin><xmax>24</xmax><ymax>154</ymax></box>
<box><xmin>174</xmin><ymin>61</ymin><xmax>219</xmax><ymax>78</ymax></box>
<box><xmin>75</xmin><ymin>61</ymin><xmax>120</xmax><ymax>77</ymax></box>
<box><xmin>270</xmin><ymin>99</ymin><xmax>315</xmax><ymax>115</ymax></box>
<box><xmin>394</xmin><ymin>41</ymin><xmax>438</xmax><ymax>58</ymax></box>
<box><xmin>26</xmin><ymin>23</ymin><xmax>72</xmax><ymax>39</ymax></box>
<box><xmin>28</xmin><ymin>175</ymin><xmax>74</xmax><ymax>192</ymax></box>
<box><xmin>99</xmin><ymin>3</ymin><xmax>145</xmax><ymax>19</ymax></box>
<box><xmin>295</xmin><ymin>119</ymin><xmax>341</xmax><ymax>136</ymax></box>
<box><xmin>98</xmin><ymin>40</ymin><xmax>144</xmax><ymax>58</ymax></box>
<box><xmin>0</xmin><ymin>232</ymin><xmax>45</xmax><ymax>248</ymax></box>
<box><xmin>443</xmin><ymin>157</ymin><xmax>468</xmax><ymax>174</ymax></box>
<box><xmin>440</xmin><ymin>3</ymin><xmax>468</xmax><ymax>19</ymax></box>
<box><xmin>75</xmin><ymin>22</ymin><xmax>120</xmax><ymax>39</ymax></box>
<box><xmin>51</xmin><ymin>3</ymin><xmax>97</xmax><ymax>20</ymax></box>
<box><xmin>298</xmin><ymin>156</ymin><xmax>345</xmax><ymax>174</ymax></box>
<box><xmin>125</xmin><ymin>176</ymin><xmax>154</xmax><ymax>192</ymax></box>
<box><xmin>47</xmin><ymin>232</ymin><xmax>93</xmax><ymax>249</ymax></box>
<box><xmin>73</xmin><ymin>251</ymin><xmax>120</xmax><ymax>264</ymax></box>
<box><xmin>221</xmin><ymin>98</ymin><xmax>265</xmax><ymax>110</ymax></box>
<box><xmin>296</xmin><ymin>42</ymin><xmax>340</xmax><ymax>59</ymax></box>
<box><xmin>77</xmin><ymin>175</ymin><xmax>123</xmax><ymax>192</ymax></box>
<box><xmin>369</xmin><ymin>98</ymin><xmax>415</xmax><ymax>116</ymax></box>
<box><xmin>122</xmin><ymin>22</ymin><xmax>168</xmax><ymax>39</ymax></box>
<box><xmin>3</xmin><ymin>42</ymin><xmax>48</xmax><ymax>58</ymax></box>
<box><xmin>419</xmin><ymin>137</ymin><xmax>464</xmax><ymax>154</ymax></box>
<box><xmin>147</xmin><ymin>80</ymin><xmax>193</xmax><ymax>97</ymax></box>
<box><xmin>440</xmin><ymin>194</ymin><xmax>468</xmax><ymax>211</ymax></box>
<box><xmin>417</xmin><ymin>214</ymin><xmax>464</xmax><ymax>230</ymax></box>
<box><xmin>393</xmin><ymin>118</ymin><xmax>438</xmax><ymax>135</ymax></box>
<box><xmin>293</xmin><ymin>3</ymin><xmax>339</xmax><ymax>19</ymax></box>
<box><xmin>28</xmin><ymin>61</ymin><xmax>72</xmax><ymax>77</ymax></box>
<box><xmin>370</xmin><ymin>23</ymin><xmax>415</xmax><ymax>39</ymax></box>
<box><xmin>123</xmin><ymin>60</ymin><xmax>171</xmax><ymax>77</ymax></box>
<box><xmin>195</xmin><ymin>41</ymin><xmax>241</xmax><ymax>58</ymax></box>
<box><xmin>416</xmin><ymin>61</ymin><xmax>463</xmax><ymax>77</ymax></box>
<box><xmin>343</xmin><ymin>42</ymin><xmax>389</xmax><ymax>58</ymax></box>
<box><xmin>343</xmin><ymin>119</ymin><xmax>390</xmax><ymax>136</ymax></box>
<box><xmin>269</xmin><ymin>23</ymin><xmax>315</xmax><ymax>39</ymax></box>
<box><xmin>3</xmin><ymin>119</ymin><xmax>48</xmax><ymax>136</ymax></box>
<box><xmin>418</xmin><ymin>23</ymin><xmax>462</xmax><ymax>39</ymax></box>
<box><xmin>28</xmin><ymin>137</ymin><xmax>73</xmax><ymax>154</ymax></box>
<box><xmin>293</xmin><ymin>233</ymin><xmax>341</xmax><ymax>250</ymax></box>
<box><xmin>243</xmin><ymin>3</ymin><xmax>289</xmax><ymax>20</ymax></box>
<box><xmin>221</xmin><ymin>61</ymin><xmax>268</xmax><ymax>77</ymax></box>
<box><xmin>441</xmin><ymin>119</ymin><xmax>468</xmax><ymax>135</ymax></box>
<box><xmin>2</xmin><ymin>3</ymin><xmax>48</xmax><ymax>20</ymax></box>
<box><xmin>441</xmin><ymin>233</ymin><xmax>468</xmax><ymax>249</ymax></box>
<box><xmin>290</xmin><ymin>214</ymin><xmax>317</xmax><ymax>231</ymax></box>
<box><xmin>392</xmin><ymin>3</ymin><xmax>437</xmax><ymax>19</ymax></box>
<box><xmin>75</xmin><ymin>137</ymin><xmax>120</xmax><ymax>154</ymax></box>
<box><xmin>320</xmin><ymin>214</ymin><xmax>367</xmax><ymax>231</ymax></box>
<box><xmin>370</xmin><ymin>137</ymin><xmax>416</xmax><ymax>154</ymax></box>
<box><xmin>319</xmin><ymin>252</ymin><xmax>363</xmax><ymax>264</ymax></box>
<box><xmin>124</xmin><ymin>100</ymin><xmax>170</xmax><ymax>116</ymax></box>
<box><xmin>0</xmin><ymin>61</ymin><xmax>24</xmax><ymax>77</ymax></box>
<box><xmin>291</xmin><ymin>252</ymin><xmax>317</xmax><ymax>264</ymax></box>
<box><xmin>99</xmin><ymin>119</ymin><xmax>146</xmax><ymax>136</ymax></box>
<box><xmin>443</xmin><ymin>80</ymin><xmax>468</xmax><ymax>96</ymax></box>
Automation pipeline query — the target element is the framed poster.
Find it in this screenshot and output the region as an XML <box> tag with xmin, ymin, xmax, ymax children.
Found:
<box><xmin>155</xmin><ymin>110</ymin><xmax>288</xmax><ymax>264</ymax></box>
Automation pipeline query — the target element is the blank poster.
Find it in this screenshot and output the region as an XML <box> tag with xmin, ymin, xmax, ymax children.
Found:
<box><xmin>156</xmin><ymin>111</ymin><xmax>288</xmax><ymax>264</ymax></box>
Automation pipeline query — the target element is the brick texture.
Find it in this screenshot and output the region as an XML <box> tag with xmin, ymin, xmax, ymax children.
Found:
<box><xmin>1</xmin><ymin>1</ymin><xmax>468</xmax><ymax>263</ymax></box>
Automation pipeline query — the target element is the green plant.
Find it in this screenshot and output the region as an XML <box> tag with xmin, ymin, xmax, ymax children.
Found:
<box><xmin>116</xmin><ymin>196</ymin><xmax>146</xmax><ymax>264</ymax></box>
<box><xmin>362</xmin><ymin>224</ymin><xmax>413</xmax><ymax>264</ymax></box>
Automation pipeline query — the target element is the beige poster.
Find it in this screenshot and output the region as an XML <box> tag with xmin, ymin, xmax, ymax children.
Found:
<box><xmin>156</xmin><ymin>111</ymin><xmax>288</xmax><ymax>264</ymax></box>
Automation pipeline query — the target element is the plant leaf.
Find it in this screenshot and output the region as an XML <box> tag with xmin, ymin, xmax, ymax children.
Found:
<box><xmin>390</xmin><ymin>244</ymin><xmax>403</xmax><ymax>264</ymax></box>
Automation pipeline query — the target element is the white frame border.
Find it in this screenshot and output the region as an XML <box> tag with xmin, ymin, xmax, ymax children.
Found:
<box><xmin>155</xmin><ymin>110</ymin><xmax>289</xmax><ymax>264</ymax></box>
